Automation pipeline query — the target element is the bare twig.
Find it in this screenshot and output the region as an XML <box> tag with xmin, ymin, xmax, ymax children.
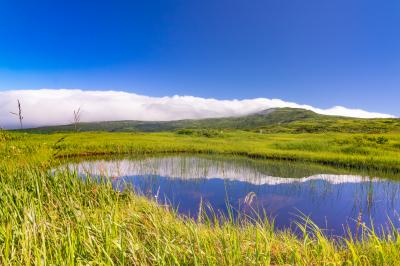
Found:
<box><xmin>10</xmin><ymin>99</ymin><xmax>23</xmax><ymax>129</ymax></box>
<box><xmin>73</xmin><ymin>107</ymin><xmax>82</xmax><ymax>132</ymax></box>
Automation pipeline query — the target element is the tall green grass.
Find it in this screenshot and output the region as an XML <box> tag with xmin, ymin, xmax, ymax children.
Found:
<box><xmin>1</xmin><ymin>130</ymin><xmax>400</xmax><ymax>265</ymax></box>
<box><xmin>1</xmin><ymin>163</ymin><xmax>400</xmax><ymax>265</ymax></box>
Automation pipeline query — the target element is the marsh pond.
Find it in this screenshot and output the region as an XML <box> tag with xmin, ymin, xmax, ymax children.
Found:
<box><xmin>65</xmin><ymin>155</ymin><xmax>400</xmax><ymax>236</ymax></box>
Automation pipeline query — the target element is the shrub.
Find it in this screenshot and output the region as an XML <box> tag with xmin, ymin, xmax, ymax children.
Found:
<box><xmin>376</xmin><ymin>136</ymin><xmax>389</xmax><ymax>145</ymax></box>
<box><xmin>176</xmin><ymin>129</ymin><xmax>223</xmax><ymax>138</ymax></box>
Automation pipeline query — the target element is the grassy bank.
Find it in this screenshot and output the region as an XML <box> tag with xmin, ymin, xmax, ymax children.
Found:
<box><xmin>4</xmin><ymin>130</ymin><xmax>400</xmax><ymax>172</ymax></box>
<box><xmin>1</xmin><ymin>130</ymin><xmax>400</xmax><ymax>265</ymax></box>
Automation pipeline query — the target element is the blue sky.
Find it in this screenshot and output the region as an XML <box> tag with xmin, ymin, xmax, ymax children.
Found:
<box><xmin>0</xmin><ymin>0</ymin><xmax>399</xmax><ymax>116</ymax></box>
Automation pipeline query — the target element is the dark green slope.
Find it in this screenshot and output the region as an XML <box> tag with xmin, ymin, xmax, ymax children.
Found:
<box><xmin>23</xmin><ymin>108</ymin><xmax>400</xmax><ymax>133</ymax></box>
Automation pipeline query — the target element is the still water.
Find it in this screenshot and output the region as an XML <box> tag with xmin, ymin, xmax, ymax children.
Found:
<box><xmin>67</xmin><ymin>155</ymin><xmax>400</xmax><ymax>236</ymax></box>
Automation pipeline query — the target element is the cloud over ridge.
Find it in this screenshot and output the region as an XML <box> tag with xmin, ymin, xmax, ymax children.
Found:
<box><xmin>0</xmin><ymin>89</ymin><xmax>395</xmax><ymax>129</ymax></box>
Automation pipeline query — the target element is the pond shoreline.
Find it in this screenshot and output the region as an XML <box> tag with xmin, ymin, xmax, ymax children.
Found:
<box><xmin>66</xmin><ymin>155</ymin><xmax>400</xmax><ymax>237</ymax></box>
<box><xmin>56</xmin><ymin>148</ymin><xmax>400</xmax><ymax>177</ymax></box>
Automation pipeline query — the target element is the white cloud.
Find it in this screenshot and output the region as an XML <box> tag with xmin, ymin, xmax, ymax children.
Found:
<box><xmin>0</xmin><ymin>89</ymin><xmax>395</xmax><ymax>129</ymax></box>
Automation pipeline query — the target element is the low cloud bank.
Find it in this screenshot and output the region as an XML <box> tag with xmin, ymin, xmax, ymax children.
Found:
<box><xmin>0</xmin><ymin>89</ymin><xmax>395</xmax><ymax>129</ymax></box>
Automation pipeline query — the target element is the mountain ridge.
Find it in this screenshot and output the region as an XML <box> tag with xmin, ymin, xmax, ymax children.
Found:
<box><xmin>21</xmin><ymin>107</ymin><xmax>400</xmax><ymax>134</ymax></box>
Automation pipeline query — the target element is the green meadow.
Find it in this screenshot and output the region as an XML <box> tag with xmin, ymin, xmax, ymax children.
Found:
<box><xmin>1</xmin><ymin>129</ymin><xmax>400</xmax><ymax>265</ymax></box>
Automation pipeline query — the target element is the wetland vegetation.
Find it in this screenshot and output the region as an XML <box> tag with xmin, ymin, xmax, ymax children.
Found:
<box><xmin>1</xmin><ymin>127</ymin><xmax>400</xmax><ymax>265</ymax></box>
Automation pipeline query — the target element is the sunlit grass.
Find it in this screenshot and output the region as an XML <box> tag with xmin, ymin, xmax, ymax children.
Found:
<box><xmin>1</xmin><ymin>164</ymin><xmax>400</xmax><ymax>265</ymax></box>
<box><xmin>4</xmin><ymin>130</ymin><xmax>400</xmax><ymax>172</ymax></box>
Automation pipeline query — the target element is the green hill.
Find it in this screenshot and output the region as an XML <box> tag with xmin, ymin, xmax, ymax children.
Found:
<box><xmin>23</xmin><ymin>108</ymin><xmax>400</xmax><ymax>134</ymax></box>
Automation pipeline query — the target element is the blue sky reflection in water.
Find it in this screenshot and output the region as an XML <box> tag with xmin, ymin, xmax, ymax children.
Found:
<box><xmin>69</xmin><ymin>156</ymin><xmax>400</xmax><ymax>236</ymax></box>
